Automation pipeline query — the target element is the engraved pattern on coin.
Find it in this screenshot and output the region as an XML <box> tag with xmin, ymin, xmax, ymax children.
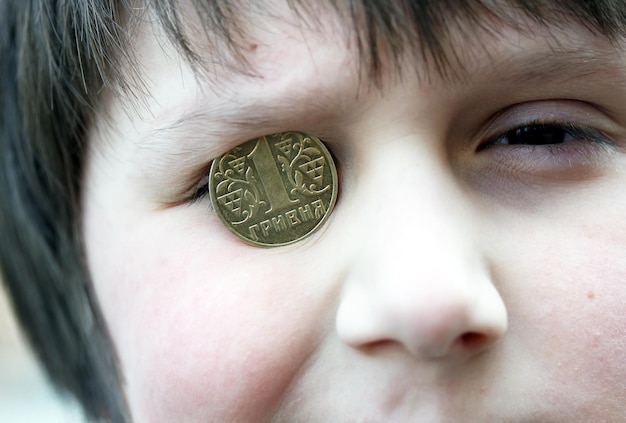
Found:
<box><xmin>209</xmin><ymin>132</ymin><xmax>338</xmax><ymax>246</ymax></box>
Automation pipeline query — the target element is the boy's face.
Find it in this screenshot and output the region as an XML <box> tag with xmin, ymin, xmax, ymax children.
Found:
<box><xmin>82</xmin><ymin>2</ymin><xmax>626</xmax><ymax>421</ymax></box>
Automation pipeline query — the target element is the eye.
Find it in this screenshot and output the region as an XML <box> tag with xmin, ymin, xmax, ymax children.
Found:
<box><xmin>190</xmin><ymin>174</ymin><xmax>210</xmax><ymax>205</ymax></box>
<box><xmin>479</xmin><ymin>121</ymin><xmax>610</xmax><ymax>151</ymax></box>
<box><xmin>491</xmin><ymin>123</ymin><xmax>575</xmax><ymax>146</ymax></box>
<box><xmin>473</xmin><ymin>116</ymin><xmax>623</xmax><ymax>183</ymax></box>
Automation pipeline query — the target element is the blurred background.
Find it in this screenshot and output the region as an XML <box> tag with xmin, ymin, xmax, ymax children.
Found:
<box><xmin>0</xmin><ymin>280</ymin><xmax>85</xmax><ymax>422</ymax></box>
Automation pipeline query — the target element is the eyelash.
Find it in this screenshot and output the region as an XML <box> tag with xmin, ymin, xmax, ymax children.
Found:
<box><xmin>478</xmin><ymin>119</ymin><xmax>612</xmax><ymax>152</ymax></box>
<box><xmin>189</xmin><ymin>174</ymin><xmax>211</xmax><ymax>206</ymax></box>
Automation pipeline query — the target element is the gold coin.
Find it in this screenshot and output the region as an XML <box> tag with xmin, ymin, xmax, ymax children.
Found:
<box><xmin>209</xmin><ymin>131</ymin><xmax>338</xmax><ymax>247</ymax></box>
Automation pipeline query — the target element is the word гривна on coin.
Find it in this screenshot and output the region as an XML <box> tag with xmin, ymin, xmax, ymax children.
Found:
<box><xmin>209</xmin><ymin>132</ymin><xmax>338</xmax><ymax>246</ymax></box>
<box><xmin>248</xmin><ymin>199</ymin><xmax>327</xmax><ymax>242</ymax></box>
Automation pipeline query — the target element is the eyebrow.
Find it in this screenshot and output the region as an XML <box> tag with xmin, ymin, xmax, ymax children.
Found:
<box><xmin>489</xmin><ymin>49</ymin><xmax>626</xmax><ymax>86</ymax></box>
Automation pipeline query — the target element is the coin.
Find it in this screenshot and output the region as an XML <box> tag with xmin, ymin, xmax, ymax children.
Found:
<box><xmin>209</xmin><ymin>131</ymin><xmax>338</xmax><ymax>247</ymax></box>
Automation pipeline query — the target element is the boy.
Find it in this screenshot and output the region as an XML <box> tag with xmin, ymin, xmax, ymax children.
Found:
<box><xmin>1</xmin><ymin>0</ymin><xmax>625</xmax><ymax>421</ymax></box>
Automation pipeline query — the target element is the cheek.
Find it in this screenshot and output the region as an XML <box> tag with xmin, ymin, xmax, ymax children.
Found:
<box><xmin>86</xmin><ymin>209</ymin><xmax>335</xmax><ymax>422</ymax></box>
<box><xmin>500</xmin><ymin>219</ymin><xmax>626</xmax><ymax>409</ymax></box>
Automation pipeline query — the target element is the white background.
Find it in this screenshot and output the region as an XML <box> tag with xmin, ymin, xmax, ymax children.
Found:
<box><xmin>0</xmin><ymin>281</ymin><xmax>85</xmax><ymax>422</ymax></box>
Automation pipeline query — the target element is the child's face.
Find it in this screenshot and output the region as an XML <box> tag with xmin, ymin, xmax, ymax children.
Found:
<box><xmin>82</xmin><ymin>3</ymin><xmax>626</xmax><ymax>421</ymax></box>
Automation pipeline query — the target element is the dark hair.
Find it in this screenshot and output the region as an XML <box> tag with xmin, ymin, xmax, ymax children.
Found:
<box><xmin>1</xmin><ymin>1</ymin><xmax>626</xmax><ymax>421</ymax></box>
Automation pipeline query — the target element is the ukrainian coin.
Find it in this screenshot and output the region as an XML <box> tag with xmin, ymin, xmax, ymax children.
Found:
<box><xmin>209</xmin><ymin>131</ymin><xmax>338</xmax><ymax>247</ymax></box>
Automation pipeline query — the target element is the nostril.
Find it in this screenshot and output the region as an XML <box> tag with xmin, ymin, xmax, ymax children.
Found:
<box><xmin>459</xmin><ymin>332</ymin><xmax>490</xmax><ymax>350</ymax></box>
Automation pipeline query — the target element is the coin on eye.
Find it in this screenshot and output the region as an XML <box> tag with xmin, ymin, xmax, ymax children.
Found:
<box><xmin>209</xmin><ymin>131</ymin><xmax>338</xmax><ymax>247</ymax></box>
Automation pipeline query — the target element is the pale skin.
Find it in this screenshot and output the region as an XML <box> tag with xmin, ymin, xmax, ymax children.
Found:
<box><xmin>82</xmin><ymin>2</ymin><xmax>626</xmax><ymax>422</ymax></box>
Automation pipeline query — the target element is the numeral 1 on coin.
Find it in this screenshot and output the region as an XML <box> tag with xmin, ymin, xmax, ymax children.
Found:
<box><xmin>248</xmin><ymin>137</ymin><xmax>297</xmax><ymax>212</ymax></box>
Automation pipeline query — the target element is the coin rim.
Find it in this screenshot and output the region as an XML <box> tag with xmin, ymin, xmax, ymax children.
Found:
<box><xmin>209</xmin><ymin>132</ymin><xmax>338</xmax><ymax>247</ymax></box>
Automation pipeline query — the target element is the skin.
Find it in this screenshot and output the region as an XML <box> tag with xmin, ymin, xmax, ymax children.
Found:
<box><xmin>83</xmin><ymin>3</ymin><xmax>626</xmax><ymax>422</ymax></box>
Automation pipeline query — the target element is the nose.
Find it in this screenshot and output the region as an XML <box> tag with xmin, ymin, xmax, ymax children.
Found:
<box><xmin>335</xmin><ymin>142</ymin><xmax>507</xmax><ymax>360</ymax></box>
